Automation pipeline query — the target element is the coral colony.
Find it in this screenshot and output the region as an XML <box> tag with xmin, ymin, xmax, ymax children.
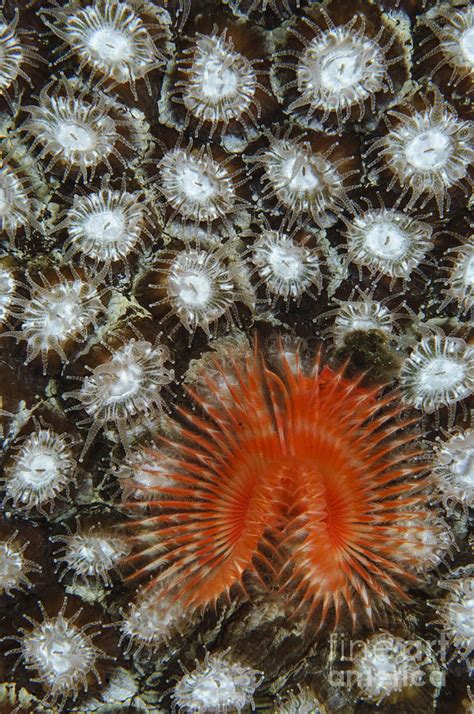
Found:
<box><xmin>0</xmin><ymin>0</ymin><xmax>472</xmax><ymax>712</ymax></box>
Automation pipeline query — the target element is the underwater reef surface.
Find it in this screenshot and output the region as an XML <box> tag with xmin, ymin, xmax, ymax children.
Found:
<box><xmin>0</xmin><ymin>0</ymin><xmax>472</xmax><ymax>711</ymax></box>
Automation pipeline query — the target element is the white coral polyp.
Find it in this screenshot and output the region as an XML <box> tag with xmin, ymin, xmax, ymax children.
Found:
<box><xmin>433</xmin><ymin>428</ymin><xmax>474</xmax><ymax>508</ymax></box>
<box><xmin>182</xmin><ymin>33</ymin><xmax>257</xmax><ymax>126</ymax></box>
<box><xmin>121</xmin><ymin>588</ymin><xmax>183</xmax><ymax>654</ymax></box>
<box><xmin>43</xmin><ymin>0</ymin><xmax>165</xmax><ymax>90</ymax></box>
<box><xmin>400</xmin><ymin>335</ymin><xmax>474</xmax><ymax>413</ymax></box>
<box><xmin>352</xmin><ymin>633</ymin><xmax>428</xmax><ymax>703</ymax></box>
<box><xmin>372</xmin><ymin>98</ymin><xmax>473</xmax><ymax>216</ymax></box>
<box><xmin>113</xmin><ymin>445</ymin><xmax>178</xmax><ymax>499</ymax></box>
<box><xmin>166</xmin><ymin>248</ymin><xmax>238</xmax><ymax>335</ymax></box>
<box><xmin>28</xmin><ymin>94</ymin><xmax>117</xmax><ymax>167</ymax></box>
<box><xmin>344</xmin><ymin>208</ymin><xmax>434</xmax><ymax>280</ymax></box>
<box><xmin>23</xmin><ymin>78</ymin><xmax>132</xmax><ymax>182</ymax></box>
<box><xmin>0</xmin><ymin>536</ymin><xmax>40</xmax><ymax>596</ymax></box>
<box><xmin>74</xmin><ymin>341</ymin><xmax>171</xmax><ymax>421</ymax></box>
<box><xmin>445</xmin><ymin>244</ymin><xmax>474</xmax><ymax>315</ymax></box>
<box><xmin>261</xmin><ymin>138</ymin><xmax>347</xmax><ymax>225</ymax></box>
<box><xmin>276</xmin><ymin>686</ymin><xmax>326</xmax><ymax>713</ymax></box>
<box><xmin>65</xmin><ymin>338</ymin><xmax>174</xmax><ymax>458</ymax></box>
<box><xmin>436</xmin><ymin>577</ymin><xmax>474</xmax><ymax>662</ymax></box>
<box><xmin>460</xmin><ymin>26</ymin><xmax>474</xmax><ymax>66</ymax></box>
<box><xmin>333</xmin><ymin>299</ymin><xmax>394</xmax><ymax>347</ymax></box>
<box><xmin>296</xmin><ymin>27</ymin><xmax>386</xmax><ymax>118</ymax></box>
<box><xmin>17</xmin><ymin>275</ymin><xmax>105</xmax><ymax>373</ymax></box>
<box><xmin>428</xmin><ymin>7</ymin><xmax>474</xmax><ymax>81</ymax></box>
<box><xmin>159</xmin><ymin>149</ymin><xmax>237</xmax><ymax>224</ymax></box>
<box><xmin>64</xmin><ymin>188</ymin><xmax>147</xmax><ymax>265</ymax></box>
<box><xmin>390</xmin><ymin>515</ymin><xmax>453</xmax><ymax>573</ymax></box>
<box><xmin>251</xmin><ymin>230</ymin><xmax>322</xmax><ymax>302</ymax></box>
<box><xmin>0</xmin><ymin>165</ymin><xmax>30</xmax><ymax>237</ymax></box>
<box><xmin>173</xmin><ymin>653</ymin><xmax>262</xmax><ymax>713</ymax></box>
<box><xmin>3</xmin><ymin>429</ymin><xmax>77</xmax><ymax>512</ymax></box>
<box><xmin>0</xmin><ymin>16</ymin><xmax>24</xmax><ymax>91</ymax></box>
<box><xmin>56</xmin><ymin>531</ymin><xmax>130</xmax><ymax>585</ymax></box>
<box><xmin>21</xmin><ymin>611</ymin><xmax>102</xmax><ymax>703</ymax></box>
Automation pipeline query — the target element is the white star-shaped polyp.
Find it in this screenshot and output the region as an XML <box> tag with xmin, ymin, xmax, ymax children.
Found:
<box><xmin>24</xmin><ymin>451</ymin><xmax>58</xmax><ymax>487</ymax></box>
<box><xmin>56</xmin><ymin>122</ymin><xmax>96</xmax><ymax>153</ymax></box>
<box><xmin>418</xmin><ymin>357</ymin><xmax>465</xmax><ymax>393</ymax></box>
<box><xmin>460</xmin><ymin>26</ymin><xmax>474</xmax><ymax>65</ymax></box>
<box><xmin>261</xmin><ymin>137</ymin><xmax>346</xmax><ymax>222</ymax></box>
<box><xmin>179</xmin><ymin>164</ymin><xmax>216</xmax><ymax>202</ymax></box>
<box><xmin>107</xmin><ymin>364</ymin><xmax>143</xmax><ymax>402</ymax></box>
<box><xmin>86</xmin><ymin>27</ymin><xmax>133</xmax><ymax>64</ymax></box>
<box><xmin>83</xmin><ymin>210</ymin><xmax>126</xmax><ymax>244</ymax></box>
<box><xmin>268</xmin><ymin>244</ymin><xmax>302</xmax><ymax>280</ymax></box>
<box><xmin>45</xmin><ymin>635</ymin><xmax>76</xmax><ymax>675</ymax></box>
<box><xmin>22</xmin><ymin>614</ymin><xmax>99</xmax><ymax>696</ymax></box>
<box><xmin>159</xmin><ymin>149</ymin><xmax>235</xmax><ymax>223</ymax></box>
<box><xmin>182</xmin><ymin>34</ymin><xmax>256</xmax><ymax>125</ymax></box>
<box><xmin>450</xmin><ymin>597</ymin><xmax>474</xmax><ymax>640</ymax></box>
<box><xmin>175</xmin><ymin>272</ymin><xmax>212</xmax><ymax>307</ymax></box>
<box><xmin>286</xmin><ymin>155</ymin><xmax>321</xmax><ymax>192</ymax></box>
<box><xmin>406</xmin><ymin>129</ymin><xmax>452</xmax><ymax>171</ymax></box>
<box><xmin>295</xmin><ymin>27</ymin><xmax>386</xmax><ymax>116</ymax></box>
<box><xmin>200</xmin><ymin>58</ymin><xmax>238</xmax><ymax>99</ymax></box>
<box><xmin>319</xmin><ymin>46</ymin><xmax>364</xmax><ymax>91</ymax></box>
<box><xmin>0</xmin><ymin>20</ymin><xmax>24</xmax><ymax>90</ymax></box>
<box><xmin>401</xmin><ymin>335</ymin><xmax>474</xmax><ymax>414</ymax></box>
<box><xmin>365</xmin><ymin>221</ymin><xmax>407</xmax><ymax>258</ymax></box>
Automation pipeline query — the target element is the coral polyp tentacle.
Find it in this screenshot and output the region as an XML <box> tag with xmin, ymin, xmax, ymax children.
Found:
<box><xmin>126</xmin><ymin>343</ymin><xmax>431</xmax><ymax>627</ymax></box>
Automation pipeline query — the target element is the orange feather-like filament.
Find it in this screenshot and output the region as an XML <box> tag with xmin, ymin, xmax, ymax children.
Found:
<box><xmin>124</xmin><ymin>346</ymin><xmax>430</xmax><ymax>627</ymax></box>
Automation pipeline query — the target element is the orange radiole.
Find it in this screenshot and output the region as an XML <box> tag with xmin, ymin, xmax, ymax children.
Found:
<box><xmin>126</xmin><ymin>343</ymin><xmax>432</xmax><ymax>628</ymax></box>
